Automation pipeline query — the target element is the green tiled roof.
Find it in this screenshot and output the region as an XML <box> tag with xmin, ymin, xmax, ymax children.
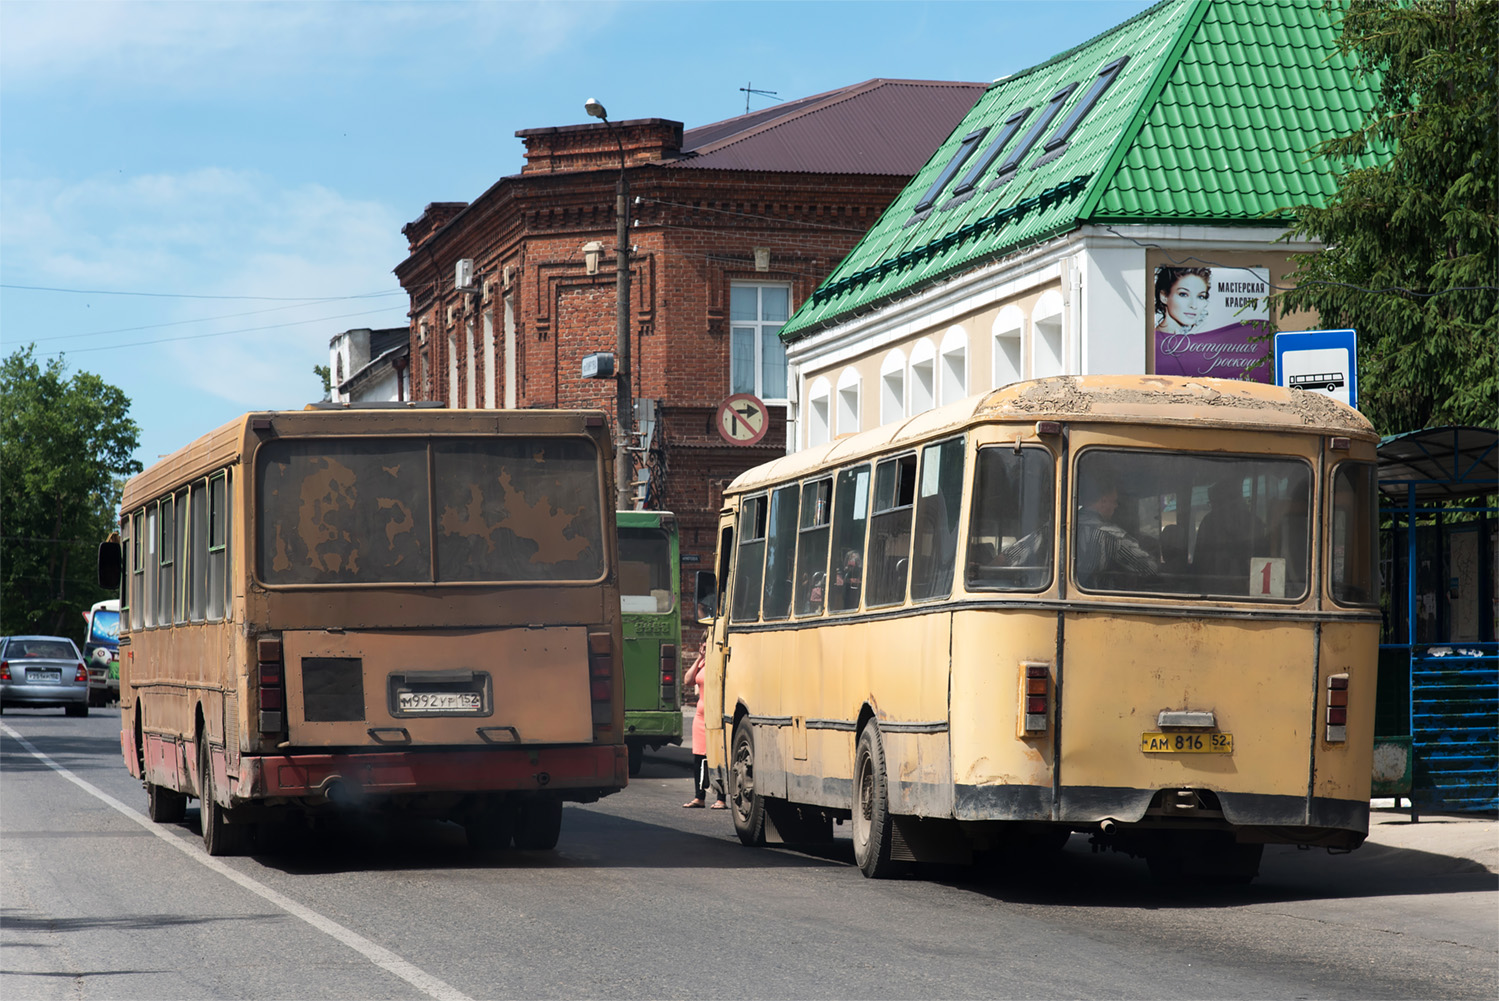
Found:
<box><xmin>783</xmin><ymin>0</ymin><xmax>1383</xmax><ymax>341</ymax></box>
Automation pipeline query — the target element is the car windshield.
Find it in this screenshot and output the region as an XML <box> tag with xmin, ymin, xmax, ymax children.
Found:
<box><xmin>1072</xmin><ymin>449</ymin><xmax>1312</xmax><ymax>600</ymax></box>
<box><xmin>6</xmin><ymin>639</ymin><xmax>77</xmax><ymax>659</ymax></box>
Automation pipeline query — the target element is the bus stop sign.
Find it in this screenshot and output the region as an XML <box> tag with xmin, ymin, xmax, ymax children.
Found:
<box><xmin>1275</xmin><ymin>329</ymin><xmax>1358</xmax><ymax>409</ymax></box>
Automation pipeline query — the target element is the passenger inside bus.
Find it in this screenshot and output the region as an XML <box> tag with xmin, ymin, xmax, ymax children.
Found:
<box><xmin>1191</xmin><ymin>478</ymin><xmax>1263</xmax><ymax>590</ymax></box>
<box><xmin>1074</xmin><ymin>474</ymin><xmax>1159</xmax><ymax>590</ymax></box>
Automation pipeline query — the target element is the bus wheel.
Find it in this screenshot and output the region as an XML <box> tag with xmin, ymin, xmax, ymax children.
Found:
<box><xmin>513</xmin><ymin>799</ymin><xmax>562</xmax><ymax>850</ymax></box>
<box><xmin>853</xmin><ymin>724</ymin><xmax>897</xmax><ymax>879</ymax></box>
<box><xmin>627</xmin><ymin>743</ymin><xmax>643</xmax><ymax>777</ymax></box>
<box><xmin>147</xmin><ymin>780</ymin><xmax>186</xmax><ymax>824</ymax></box>
<box><xmin>728</xmin><ymin>720</ymin><xmax>765</xmax><ymax>846</ymax></box>
<box><xmin>198</xmin><ymin>740</ymin><xmax>252</xmax><ymax>857</ymax></box>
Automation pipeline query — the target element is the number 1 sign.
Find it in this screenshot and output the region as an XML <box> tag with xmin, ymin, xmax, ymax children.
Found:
<box><xmin>1250</xmin><ymin>557</ymin><xmax>1286</xmax><ymax>598</ymax></box>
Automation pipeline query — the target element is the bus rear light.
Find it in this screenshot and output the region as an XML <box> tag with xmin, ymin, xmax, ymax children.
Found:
<box><xmin>1020</xmin><ymin>662</ymin><xmax>1050</xmax><ymax>735</ymax></box>
<box><xmin>1325</xmin><ymin>673</ymin><xmax>1349</xmax><ymax>742</ymax></box>
<box><xmin>589</xmin><ymin>630</ymin><xmax>614</xmax><ymax>729</ymax></box>
<box><xmin>257</xmin><ymin>636</ymin><xmax>285</xmax><ymax>735</ymax></box>
<box><xmin>660</xmin><ymin>643</ymin><xmax>677</xmax><ymax>702</ymax></box>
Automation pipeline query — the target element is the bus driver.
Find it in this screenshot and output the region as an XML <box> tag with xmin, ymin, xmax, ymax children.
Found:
<box><xmin>1074</xmin><ymin>473</ymin><xmax>1159</xmax><ymax>589</ymax></box>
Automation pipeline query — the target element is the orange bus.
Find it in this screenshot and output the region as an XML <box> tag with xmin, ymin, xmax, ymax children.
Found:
<box><xmin>99</xmin><ymin>404</ymin><xmax>627</xmax><ymax>855</ymax></box>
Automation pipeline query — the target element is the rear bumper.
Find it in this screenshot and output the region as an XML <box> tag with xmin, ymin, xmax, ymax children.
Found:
<box><xmin>0</xmin><ymin>682</ymin><xmax>89</xmax><ymax>708</ymax></box>
<box><xmin>229</xmin><ymin>744</ymin><xmax>628</xmax><ymax>803</ymax></box>
<box><xmin>625</xmin><ymin>709</ymin><xmax>683</xmax><ymax>741</ymax></box>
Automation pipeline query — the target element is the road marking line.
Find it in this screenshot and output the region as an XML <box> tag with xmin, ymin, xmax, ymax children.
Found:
<box><xmin>0</xmin><ymin>721</ymin><xmax>475</xmax><ymax>1001</ymax></box>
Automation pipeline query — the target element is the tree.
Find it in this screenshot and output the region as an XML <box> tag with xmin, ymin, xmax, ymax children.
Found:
<box><xmin>0</xmin><ymin>346</ymin><xmax>142</xmax><ymax>642</ymax></box>
<box><xmin>1277</xmin><ymin>0</ymin><xmax>1497</xmax><ymax>435</ymax></box>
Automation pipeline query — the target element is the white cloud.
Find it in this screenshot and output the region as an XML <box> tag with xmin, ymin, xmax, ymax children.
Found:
<box><xmin>0</xmin><ymin>0</ymin><xmax>614</xmax><ymax>94</ymax></box>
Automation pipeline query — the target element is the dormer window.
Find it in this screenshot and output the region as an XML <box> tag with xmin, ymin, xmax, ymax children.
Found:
<box><xmin>908</xmin><ymin>128</ymin><xmax>990</xmax><ymax>221</ymax></box>
<box><xmin>987</xmin><ymin>82</ymin><xmax>1078</xmax><ymax>189</ymax></box>
<box><xmin>1032</xmin><ymin>57</ymin><xmax>1128</xmax><ymax>169</ymax></box>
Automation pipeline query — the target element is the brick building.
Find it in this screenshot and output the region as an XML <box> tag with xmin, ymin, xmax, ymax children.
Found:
<box><xmin>393</xmin><ymin>78</ymin><xmax>985</xmax><ymax>611</ymax></box>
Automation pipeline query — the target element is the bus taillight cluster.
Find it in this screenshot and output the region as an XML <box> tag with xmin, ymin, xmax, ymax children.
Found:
<box><xmin>1020</xmin><ymin>661</ymin><xmax>1050</xmax><ymax>735</ymax></box>
<box><xmin>589</xmin><ymin>631</ymin><xmax>614</xmax><ymax>730</ymax></box>
<box><xmin>257</xmin><ymin>637</ymin><xmax>285</xmax><ymax>735</ymax></box>
<box><xmin>659</xmin><ymin>643</ymin><xmax>677</xmax><ymax>704</ymax></box>
<box><xmin>1326</xmin><ymin>673</ymin><xmax>1349</xmax><ymax>743</ymax></box>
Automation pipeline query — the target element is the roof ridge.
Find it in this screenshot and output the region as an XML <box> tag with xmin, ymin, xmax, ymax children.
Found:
<box><xmin>987</xmin><ymin>0</ymin><xmax>1185</xmax><ymax>90</ymax></box>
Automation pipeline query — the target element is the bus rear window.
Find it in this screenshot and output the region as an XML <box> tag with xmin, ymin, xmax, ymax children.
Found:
<box><xmin>619</xmin><ymin>527</ymin><xmax>674</xmax><ymax>613</ymax></box>
<box><xmin>256</xmin><ymin>437</ymin><xmax>603</xmax><ymax>585</ymax></box>
<box><xmin>1330</xmin><ymin>461</ymin><xmax>1378</xmax><ymax>606</ymax></box>
<box><xmin>1072</xmin><ymin>449</ymin><xmax>1312</xmax><ymax>600</ymax></box>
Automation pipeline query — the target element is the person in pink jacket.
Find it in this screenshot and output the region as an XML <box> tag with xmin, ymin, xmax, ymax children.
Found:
<box><xmin>682</xmin><ymin>648</ymin><xmax>726</xmax><ymax>809</ymax></box>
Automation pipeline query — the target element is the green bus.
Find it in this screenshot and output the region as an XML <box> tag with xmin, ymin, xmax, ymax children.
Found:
<box><xmin>617</xmin><ymin>510</ymin><xmax>683</xmax><ymax>774</ymax></box>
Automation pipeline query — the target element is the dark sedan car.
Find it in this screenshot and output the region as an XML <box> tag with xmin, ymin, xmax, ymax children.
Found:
<box><xmin>0</xmin><ymin>635</ymin><xmax>90</xmax><ymax>716</ymax></box>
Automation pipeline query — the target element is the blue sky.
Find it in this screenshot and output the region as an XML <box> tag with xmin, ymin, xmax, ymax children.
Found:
<box><xmin>0</xmin><ymin>0</ymin><xmax>1154</xmax><ymax>468</ymax></box>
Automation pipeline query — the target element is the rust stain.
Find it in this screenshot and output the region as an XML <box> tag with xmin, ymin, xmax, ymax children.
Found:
<box><xmin>495</xmin><ymin>468</ymin><xmax>590</xmax><ymax>564</ymax></box>
<box><xmin>297</xmin><ymin>457</ymin><xmax>361</xmax><ymax>575</ymax></box>
<box><xmin>439</xmin><ymin>484</ymin><xmax>497</xmax><ymax>552</ymax></box>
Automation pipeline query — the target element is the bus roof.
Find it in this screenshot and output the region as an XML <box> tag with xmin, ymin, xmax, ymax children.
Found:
<box><xmin>121</xmin><ymin>407</ymin><xmax>611</xmax><ymax>510</ymax></box>
<box><xmin>728</xmin><ymin>374</ymin><xmax>1374</xmax><ymax>495</ymax></box>
<box><xmin>616</xmin><ymin>510</ymin><xmax>676</xmax><ymax>529</ymax></box>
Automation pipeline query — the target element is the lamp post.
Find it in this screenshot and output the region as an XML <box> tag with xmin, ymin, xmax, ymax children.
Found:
<box><xmin>585</xmin><ymin>98</ymin><xmax>633</xmax><ymax>511</ymax></box>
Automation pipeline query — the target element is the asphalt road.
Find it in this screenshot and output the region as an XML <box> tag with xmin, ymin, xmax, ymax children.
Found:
<box><xmin>3</xmin><ymin>708</ymin><xmax>1495</xmax><ymax>1000</ymax></box>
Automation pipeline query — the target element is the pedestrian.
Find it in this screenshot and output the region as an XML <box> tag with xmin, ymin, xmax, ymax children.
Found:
<box><xmin>682</xmin><ymin>648</ymin><xmax>725</xmax><ymax>809</ymax></box>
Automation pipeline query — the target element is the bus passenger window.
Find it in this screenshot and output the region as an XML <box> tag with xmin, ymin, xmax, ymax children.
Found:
<box><xmin>866</xmin><ymin>455</ymin><xmax>916</xmax><ymax>607</ymax></box>
<box><xmin>828</xmin><ymin>465</ymin><xmax>871</xmax><ymax>614</ymax></box>
<box><xmin>730</xmin><ymin>495</ymin><xmax>768</xmax><ymax>622</ymax></box>
<box><xmin>795</xmin><ymin>478</ymin><xmax>833</xmax><ymax>615</ymax></box>
<box><xmin>912</xmin><ymin>437</ymin><xmax>965</xmax><ymax>601</ymax></box>
<box><xmin>761</xmin><ymin>486</ymin><xmax>799</xmax><ymax>620</ymax></box>
<box><xmin>965</xmin><ymin>447</ymin><xmax>1055</xmax><ymax>591</ymax></box>
<box><xmin>1330</xmin><ymin>462</ymin><xmax>1377</xmax><ymax>606</ymax></box>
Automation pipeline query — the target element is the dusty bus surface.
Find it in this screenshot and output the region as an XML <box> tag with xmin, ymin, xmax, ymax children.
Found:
<box><xmin>700</xmin><ymin>374</ymin><xmax>1380</xmax><ymax>882</ymax></box>
<box><xmin>617</xmin><ymin>510</ymin><xmax>683</xmax><ymax>774</ymax></box>
<box><xmin>99</xmin><ymin>405</ymin><xmax>627</xmax><ymax>856</ymax></box>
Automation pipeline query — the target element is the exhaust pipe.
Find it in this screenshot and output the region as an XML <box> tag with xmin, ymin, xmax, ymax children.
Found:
<box><xmin>1099</xmin><ymin>818</ymin><xmax>1117</xmax><ymax>835</ymax></box>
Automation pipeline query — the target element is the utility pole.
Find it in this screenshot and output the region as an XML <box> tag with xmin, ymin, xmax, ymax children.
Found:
<box><xmin>585</xmin><ymin>98</ymin><xmax>634</xmax><ymax>511</ymax></box>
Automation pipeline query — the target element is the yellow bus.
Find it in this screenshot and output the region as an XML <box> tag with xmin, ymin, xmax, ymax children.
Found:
<box><xmin>699</xmin><ymin>375</ymin><xmax>1379</xmax><ymax>881</ymax></box>
<box><xmin>99</xmin><ymin>404</ymin><xmax>627</xmax><ymax>856</ymax></box>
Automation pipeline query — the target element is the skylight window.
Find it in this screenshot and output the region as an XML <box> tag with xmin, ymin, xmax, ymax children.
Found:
<box><xmin>1032</xmin><ymin>57</ymin><xmax>1128</xmax><ymax>168</ymax></box>
<box><xmin>987</xmin><ymin>83</ymin><xmax>1078</xmax><ymax>189</ymax></box>
<box><xmin>943</xmin><ymin>108</ymin><xmax>1033</xmax><ymax>205</ymax></box>
<box><xmin>909</xmin><ymin>128</ymin><xmax>989</xmax><ymax>218</ymax></box>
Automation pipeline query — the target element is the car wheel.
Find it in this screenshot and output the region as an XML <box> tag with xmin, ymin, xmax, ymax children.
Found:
<box><xmin>198</xmin><ymin>738</ymin><xmax>252</xmax><ymax>856</ymax></box>
<box><xmin>728</xmin><ymin>719</ymin><xmax>766</xmax><ymax>846</ymax></box>
<box><xmin>852</xmin><ymin>723</ymin><xmax>898</xmax><ymax>879</ymax></box>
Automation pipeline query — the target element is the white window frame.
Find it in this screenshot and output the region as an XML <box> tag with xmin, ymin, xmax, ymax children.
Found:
<box><xmin>939</xmin><ymin>325</ymin><xmax>968</xmax><ymax>405</ymax></box>
<box><xmin>729</xmin><ymin>281</ymin><xmax>792</xmax><ymax>402</ymax></box>
<box><xmin>807</xmin><ymin>377</ymin><xmax>831</xmax><ymax>448</ymax></box>
<box><xmin>836</xmin><ymin>367</ymin><xmax>861</xmax><ymax>437</ymax></box>
<box><xmin>880</xmin><ymin>348</ymin><xmax>906</xmax><ymax>427</ymax></box>
<box><xmin>992</xmin><ymin>304</ymin><xmax>1025</xmax><ymax>387</ymax></box>
<box><xmin>1033</xmin><ymin>289</ymin><xmax>1065</xmax><ymax>378</ymax></box>
<box><xmin>909</xmin><ymin>337</ymin><xmax>936</xmax><ymax>415</ymax></box>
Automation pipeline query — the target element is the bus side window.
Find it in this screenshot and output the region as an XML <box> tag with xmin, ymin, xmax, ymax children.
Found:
<box><xmin>866</xmin><ymin>455</ymin><xmax>916</xmax><ymax>607</ymax></box>
<box><xmin>730</xmin><ymin>495</ymin><xmax>768</xmax><ymax>623</ymax></box>
<box><xmin>828</xmin><ymin>464</ymin><xmax>871</xmax><ymax>614</ymax></box>
<box><xmin>761</xmin><ymin>485</ymin><xmax>799</xmax><ymax>621</ymax></box>
<box><xmin>912</xmin><ymin>437</ymin><xmax>965</xmax><ymax>601</ymax></box>
<box><xmin>795</xmin><ymin>478</ymin><xmax>833</xmax><ymax>615</ymax></box>
<box><xmin>965</xmin><ymin>446</ymin><xmax>1055</xmax><ymax>591</ymax></box>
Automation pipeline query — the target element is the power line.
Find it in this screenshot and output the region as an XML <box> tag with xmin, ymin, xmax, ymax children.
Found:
<box><xmin>0</xmin><ymin>283</ymin><xmax>403</xmax><ymax>302</ymax></box>
<box><xmin>22</xmin><ymin>292</ymin><xmax>410</xmax><ymax>344</ymax></box>
<box><xmin>39</xmin><ymin>306</ymin><xmax>405</xmax><ymax>356</ymax></box>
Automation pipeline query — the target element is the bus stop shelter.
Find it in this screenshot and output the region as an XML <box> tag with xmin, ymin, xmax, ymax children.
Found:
<box><xmin>1374</xmin><ymin>426</ymin><xmax>1497</xmax><ymax>817</ymax></box>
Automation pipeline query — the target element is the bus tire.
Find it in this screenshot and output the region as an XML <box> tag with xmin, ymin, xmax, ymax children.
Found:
<box><xmin>465</xmin><ymin>809</ymin><xmax>515</xmax><ymax>852</ymax></box>
<box><xmin>728</xmin><ymin>720</ymin><xmax>766</xmax><ymax>846</ymax></box>
<box><xmin>853</xmin><ymin>723</ymin><xmax>897</xmax><ymax>879</ymax></box>
<box><xmin>513</xmin><ymin>798</ymin><xmax>562</xmax><ymax>850</ymax></box>
<box><xmin>65</xmin><ymin>703</ymin><xmax>88</xmax><ymax>718</ymax></box>
<box><xmin>198</xmin><ymin>739</ymin><xmax>252</xmax><ymax>857</ymax></box>
<box><xmin>147</xmin><ymin>781</ymin><xmax>187</xmax><ymax>824</ymax></box>
<box><xmin>627</xmin><ymin>742</ymin><xmax>643</xmax><ymax>777</ymax></box>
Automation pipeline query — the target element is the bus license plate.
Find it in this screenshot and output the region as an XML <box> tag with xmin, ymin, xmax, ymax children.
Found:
<box><xmin>397</xmin><ymin>691</ymin><xmax>481</xmax><ymax>713</ymax></box>
<box><xmin>1141</xmin><ymin>732</ymin><xmax>1233</xmax><ymax>753</ymax></box>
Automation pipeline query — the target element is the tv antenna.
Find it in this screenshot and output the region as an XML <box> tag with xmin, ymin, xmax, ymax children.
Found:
<box><xmin>739</xmin><ymin>82</ymin><xmax>780</xmax><ymax>114</ymax></box>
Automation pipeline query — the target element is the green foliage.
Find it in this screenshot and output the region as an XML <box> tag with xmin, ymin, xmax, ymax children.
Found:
<box><xmin>0</xmin><ymin>346</ymin><xmax>141</xmax><ymax>642</ymax></box>
<box><xmin>1278</xmin><ymin>0</ymin><xmax>1497</xmax><ymax>434</ymax></box>
<box><xmin>314</xmin><ymin>363</ymin><xmax>331</xmax><ymax>400</ymax></box>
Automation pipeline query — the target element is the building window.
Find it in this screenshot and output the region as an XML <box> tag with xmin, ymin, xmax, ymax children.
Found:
<box><xmin>909</xmin><ymin>338</ymin><xmax>935</xmax><ymax>415</ymax></box>
<box><xmin>730</xmin><ymin>283</ymin><xmax>790</xmax><ymax>400</ymax></box>
<box><xmin>880</xmin><ymin>349</ymin><xmax>906</xmax><ymax>427</ymax></box>
<box><xmin>836</xmin><ymin>367</ymin><xmax>861</xmax><ymax>437</ymax></box>
<box><xmin>993</xmin><ymin>305</ymin><xmax>1024</xmax><ymax>386</ymax></box>
<box><xmin>940</xmin><ymin>326</ymin><xmax>968</xmax><ymax>405</ymax></box>
<box><xmin>1033</xmin><ymin>290</ymin><xmax>1065</xmax><ymax>377</ymax></box>
<box><xmin>807</xmin><ymin>377</ymin><xmax>831</xmax><ymax>448</ymax></box>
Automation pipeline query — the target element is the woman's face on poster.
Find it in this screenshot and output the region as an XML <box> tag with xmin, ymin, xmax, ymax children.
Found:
<box><xmin>1159</xmin><ymin>273</ymin><xmax>1209</xmax><ymax>331</ymax></box>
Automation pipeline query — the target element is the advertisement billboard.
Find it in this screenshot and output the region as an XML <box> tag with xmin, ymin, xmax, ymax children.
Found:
<box><xmin>1151</xmin><ymin>266</ymin><xmax>1272</xmax><ymax>382</ymax></box>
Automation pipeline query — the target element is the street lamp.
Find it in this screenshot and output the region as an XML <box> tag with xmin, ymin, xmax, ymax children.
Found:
<box><xmin>585</xmin><ymin>98</ymin><xmax>634</xmax><ymax>511</ymax></box>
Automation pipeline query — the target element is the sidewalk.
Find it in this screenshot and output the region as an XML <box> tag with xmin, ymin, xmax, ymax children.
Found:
<box><xmin>1363</xmin><ymin>802</ymin><xmax>1499</xmax><ymax>874</ymax></box>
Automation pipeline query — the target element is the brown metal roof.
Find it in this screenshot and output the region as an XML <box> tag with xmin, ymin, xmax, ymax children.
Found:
<box><xmin>672</xmin><ymin>79</ymin><xmax>987</xmax><ymax>175</ymax></box>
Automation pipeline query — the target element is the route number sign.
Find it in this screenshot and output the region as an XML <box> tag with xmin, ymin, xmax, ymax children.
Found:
<box><xmin>716</xmin><ymin>393</ymin><xmax>770</xmax><ymax>446</ymax></box>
